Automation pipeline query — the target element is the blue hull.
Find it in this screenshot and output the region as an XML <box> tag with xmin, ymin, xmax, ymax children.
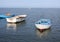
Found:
<box><xmin>0</xmin><ymin>15</ymin><xmax>15</xmax><ymax>19</ymax></box>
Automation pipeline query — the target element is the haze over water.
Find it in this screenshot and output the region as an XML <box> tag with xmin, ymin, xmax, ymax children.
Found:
<box><xmin>0</xmin><ymin>8</ymin><xmax>60</xmax><ymax>42</ymax></box>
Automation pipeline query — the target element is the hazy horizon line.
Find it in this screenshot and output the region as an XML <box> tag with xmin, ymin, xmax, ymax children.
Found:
<box><xmin>0</xmin><ymin>7</ymin><xmax>60</xmax><ymax>8</ymax></box>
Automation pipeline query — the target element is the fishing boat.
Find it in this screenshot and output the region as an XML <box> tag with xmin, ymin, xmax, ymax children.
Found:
<box><xmin>0</xmin><ymin>14</ymin><xmax>15</xmax><ymax>19</ymax></box>
<box><xmin>6</xmin><ymin>15</ymin><xmax>27</xmax><ymax>23</ymax></box>
<box><xmin>35</xmin><ymin>19</ymin><xmax>51</xmax><ymax>29</ymax></box>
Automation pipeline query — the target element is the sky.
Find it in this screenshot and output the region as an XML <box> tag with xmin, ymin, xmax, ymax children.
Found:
<box><xmin>0</xmin><ymin>0</ymin><xmax>60</xmax><ymax>8</ymax></box>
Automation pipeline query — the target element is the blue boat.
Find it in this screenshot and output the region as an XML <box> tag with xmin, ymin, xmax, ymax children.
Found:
<box><xmin>35</xmin><ymin>19</ymin><xmax>51</xmax><ymax>29</ymax></box>
<box><xmin>0</xmin><ymin>14</ymin><xmax>15</xmax><ymax>19</ymax></box>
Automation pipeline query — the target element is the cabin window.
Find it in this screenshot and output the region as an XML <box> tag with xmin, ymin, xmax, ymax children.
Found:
<box><xmin>41</xmin><ymin>21</ymin><xmax>47</xmax><ymax>23</ymax></box>
<box><xmin>39</xmin><ymin>22</ymin><xmax>40</xmax><ymax>24</ymax></box>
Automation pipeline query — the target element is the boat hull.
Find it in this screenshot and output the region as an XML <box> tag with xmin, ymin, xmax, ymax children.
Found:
<box><xmin>35</xmin><ymin>24</ymin><xmax>51</xmax><ymax>29</ymax></box>
<box><xmin>6</xmin><ymin>17</ymin><xmax>25</xmax><ymax>23</ymax></box>
<box><xmin>0</xmin><ymin>15</ymin><xmax>15</xmax><ymax>19</ymax></box>
<box><xmin>6</xmin><ymin>15</ymin><xmax>27</xmax><ymax>23</ymax></box>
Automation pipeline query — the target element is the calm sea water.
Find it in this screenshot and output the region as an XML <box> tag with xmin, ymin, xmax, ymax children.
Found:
<box><xmin>0</xmin><ymin>8</ymin><xmax>60</xmax><ymax>42</ymax></box>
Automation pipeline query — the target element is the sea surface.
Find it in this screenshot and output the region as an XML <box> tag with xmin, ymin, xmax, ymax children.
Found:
<box><xmin>0</xmin><ymin>8</ymin><xmax>60</xmax><ymax>42</ymax></box>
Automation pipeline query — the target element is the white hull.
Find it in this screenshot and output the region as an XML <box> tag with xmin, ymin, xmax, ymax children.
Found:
<box><xmin>6</xmin><ymin>18</ymin><xmax>25</xmax><ymax>23</ymax></box>
<box><xmin>6</xmin><ymin>15</ymin><xmax>27</xmax><ymax>23</ymax></box>
<box><xmin>35</xmin><ymin>24</ymin><xmax>51</xmax><ymax>29</ymax></box>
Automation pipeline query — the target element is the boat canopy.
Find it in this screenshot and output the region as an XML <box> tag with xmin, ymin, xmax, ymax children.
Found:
<box><xmin>36</xmin><ymin>19</ymin><xmax>51</xmax><ymax>25</ymax></box>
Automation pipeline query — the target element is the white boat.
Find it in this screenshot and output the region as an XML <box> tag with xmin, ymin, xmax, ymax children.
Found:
<box><xmin>6</xmin><ymin>15</ymin><xmax>27</xmax><ymax>23</ymax></box>
<box><xmin>35</xmin><ymin>19</ymin><xmax>51</xmax><ymax>29</ymax></box>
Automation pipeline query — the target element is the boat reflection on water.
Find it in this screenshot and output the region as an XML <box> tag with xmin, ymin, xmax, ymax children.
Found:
<box><xmin>6</xmin><ymin>21</ymin><xmax>26</xmax><ymax>32</ymax></box>
<box><xmin>36</xmin><ymin>28</ymin><xmax>51</xmax><ymax>38</ymax></box>
<box><xmin>7</xmin><ymin>23</ymin><xmax>17</xmax><ymax>31</ymax></box>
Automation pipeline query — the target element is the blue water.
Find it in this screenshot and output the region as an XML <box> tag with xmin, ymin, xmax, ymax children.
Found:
<box><xmin>0</xmin><ymin>8</ymin><xmax>60</xmax><ymax>42</ymax></box>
